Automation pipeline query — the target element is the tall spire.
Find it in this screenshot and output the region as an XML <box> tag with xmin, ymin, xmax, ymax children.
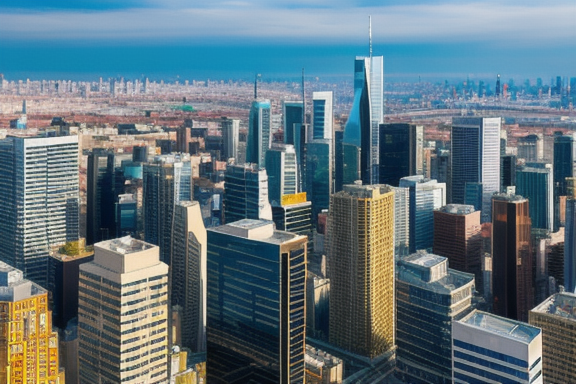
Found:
<box><xmin>369</xmin><ymin>15</ymin><xmax>373</xmax><ymax>58</ymax></box>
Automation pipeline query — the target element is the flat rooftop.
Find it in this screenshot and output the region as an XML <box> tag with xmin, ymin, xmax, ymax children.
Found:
<box><xmin>437</xmin><ymin>204</ymin><xmax>476</xmax><ymax>215</ymax></box>
<box><xmin>460</xmin><ymin>310</ymin><xmax>541</xmax><ymax>343</ymax></box>
<box><xmin>97</xmin><ymin>236</ymin><xmax>155</xmax><ymax>255</ymax></box>
<box><xmin>404</xmin><ymin>252</ymin><xmax>445</xmax><ymax>268</ymax></box>
<box><xmin>531</xmin><ymin>292</ymin><xmax>576</xmax><ymax>321</ymax></box>
<box><xmin>210</xmin><ymin>219</ymin><xmax>300</xmax><ymax>244</ymax></box>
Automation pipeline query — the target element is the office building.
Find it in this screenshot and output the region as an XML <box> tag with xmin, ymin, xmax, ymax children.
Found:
<box><xmin>78</xmin><ymin>237</ymin><xmax>169</xmax><ymax>384</ymax></box>
<box><xmin>553</xmin><ymin>132</ymin><xmax>576</xmax><ymax>197</ymax></box>
<box><xmin>500</xmin><ymin>154</ymin><xmax>516</xmax><ymax>192</ymax></box>
<box><xmin>342</xmin><ymin>55</ymin><xmax>384</xmax><ymax>185</ymax></box>
<box><xmin>265</xmin><ymin>144</ymin><xmax>298</xmax><ymax>204</ymax></box>
<box><xmin>0</xmin><ymin>261</ymin><xmax>61</xmax><ymax>382</ymax></box>
<box><xmin>0</xmin><ymin>134</ymin><xmax>79</xmax><ymax>287</ymax></box>
<box><xmin>516</xmin><ymin>163</ymin><xmax>554</xmax><ymax>231</ymax></box>
<box><xmin>327</xmin><ymin>184</ymin><xmax>395</xmax><ymax>359</ymax></box>
<box><xmin>304</xmin><ymin>346</ymin><xmax>343</xmax><ymax>384</ymax></box>
<box><xmin>221</xmin><ymin>117</ymin><xmax>240</xmax><ymax>161</ymax></box>
<box><xmin>452</xmin><ymin>310</ymin><xmax>542</xmax><ymax>384</ymax></box>
<box><xmin>306</xmin><ymin>273</ymin><xmax>330</xmax><ymax>341</ymax></box>
<box><xmin>392</xmin><ymin>186</ymin><xmax>410</xmax><ymax>258</ymax></box>
<box><xmin>399</xmin><ymin>176</ymin><xmax>446</xmax><ymax>253</ymax></box>
<box><xmin>272</xmin><ymin>192</ymin><xmax>312</xmax><ymax>249</ymax></box>
<box><xmin>143</xmin><ymin>154</ymin><xmax>192</xmax><ymax>265</ymax></box>
<box><xmin>283</xmin><ymin>101</ymin><xmax>303</xmax><ymax>146</ymax></box>
<box><xmin>396</xmin><ymin>252</ymin><xmax>475</xmax><ymax>384</ymax></box>
<box><xmin>517</xmin><ymin>134</ymin><xmax>542</xmax><ymax>162</ymax></box>
<box><xmin>529</xmin><ymin>292</ymin><xmax>576</xmax><ymax>383</ymax></box>
<box><xmin>306</xmin><ymin>139</ymin><xmax>333</xmax><ymax>220</ymax></box>
<box><xmin>223</xmin><ymin>163</ymin><xmax>272</xmax><ymax>224</ymax></box>
<box><xmin>246</xmin><ymin>100</ymin><xmax>272</xmax><ymax>167</ymax></box>
<box><xmin>450</xmin><ymin>117</ymin><xmax>501</xmax><ymax>222</ymax></box>
<box><xmin>492</xmin><ymin>194</ymin><xmax>533</xmax><ymax>321</ymax></box>
<box><xmin>379</xmin><ymin>123</ymin><xmax>423</xmax><ymax>186</ymax></box>
<box><xmin>311</xmin><ymin>91</ymin><xmax>333</xmax><ymax>140</ymax></box>
<box><xmin>207</xmin><ymin>219</ymin><xmax>307</xmax><ymax>384</ymax></box>
<box><xmin>115</xmin><ymin>193</ymin><xmax>138</xmax><ymax>237</ymax></box>
<box><xmin>433</xmin><ymin>204</ymin><xmax>483</xmax><ymax>293</ymax></box>
<box><xmin>564</xmin><ymin>178</ymin><xmax>576</xmax><ymax>292</ymax></box>
<box><xmin>171</xmin><ymin>201</ymin><xmax>207</xmax><ymax>353</ymax></box>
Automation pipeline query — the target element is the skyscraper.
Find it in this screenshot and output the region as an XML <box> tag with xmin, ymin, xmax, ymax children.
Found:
<box><xmin>492</xmin><ymin>193</ymin><xmax>533</xmax><ymax>321</ymax></box>
<box><xmin>452</xmin><ymin>310</ymin><xmax>542</xmax><ymax>384</ymax></box>
<box><xmin>0</xmin><ymin>134</ymin><xmax>79</xmax><ymax>286</ymax></box>
<box><xmin>143</xmin><ymin>153</ymin><xmax>192</xmax><ymax>265</ymax></box>
<box><xmin>433</xmin><ymin>204</ymin><xmax>483</xmax><ymax>293</ymax></box>
<box><xmin>246</xmin><ymin>100</ymin><xmax>272</xmax><ymax>167</ymax></box>
<box><xmin>399</xmin><ymin>175</ymin><xmax>446</xmax><ymax>253</ymax></box>
<box><xmin>553</xmin><ymin>132</ymin><xmax>576</xmax><ymax>225</ymax></box>
<box><xmin>379</xmin><ymin>123</ymin><xmax>423</xmax><ymax>186</ymax></box>
<box><xmin>207</xmin><ymin>219</ymin><xmax>307</xmax><ymax>384</ymax></box>
<box><xmin>327</xmin><ymin>184</ymin><xmax>395</xmax><ymax>359</ymax></box>
<box><xmin>78</xmin><ymin>237</ymin><xmax>169</xmax><ymax>384</ymax></box>
<box><xmin>342</xmin><ymin>55</ymin><xmax>384</xmax><ymax>185</ymax></box>
<box><xmin>86</xmin><ymin>148</ymin><xmax>116</xmax><ymax>245</ymax></box>
<box><xmin>221</xmin><ymin>117</ymin><xmax>240</xmax><ymax>161</ymax></box>
<box><xmin>311</xmin><ymin>91</ymin><xmax>333</xmax><ymax>140</ymax></box>
<box><xmin>223</xmin><ymin>163</ymin><xmax>272</xmax><ymax>224</ymax></box>
<box><xmin>0</xmin><ymin>261</ymin><xmax>61</xmax><ymax>382</ymax></box>
<box><xmin>450</xmin><ymin>117</ymin><xmax>501</xmax><ymax>222</ymax></box>
<box><xmin>564</xmin><ymin>178</ymin><xmax>576</xmax><ymax>293</ymax></box>
<box><xmin>271</xmin><ymin>192</ymin><xmax>313</xmax><ymax>252</ymax></box>
<box><xmin>396</xmin><ymin>252</ymin><xmax>474</xmax><ymax>384</ymax></box>
<box><xmin>265</xmin><ymin>144</ymin><xmax>298</xmax><ymax>204</ymax></box>
<box><xmin>282</xmin><ymin>101</ymin><xmax>303</xmax><ymax>146</ymax></box>
<box><xmin>516</xmin><ymin>163</ymin><xmax>554</xmax><ymax>232</ymax></box>
<box><xmin>171</xmin><ymin>201</ymin><xmax>207</xmax><ymax>353</ymax></box>
<box><xmin>306</xmin><ymin>139</ymin><xmax>333</xmax><ymax>221</ymax></box>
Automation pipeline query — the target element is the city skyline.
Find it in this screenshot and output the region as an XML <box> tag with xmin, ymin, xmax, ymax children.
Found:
<box><xmin>0</xmin><ymin>1</ymin><xmax>574</xmax><ymax>81</ymax></box>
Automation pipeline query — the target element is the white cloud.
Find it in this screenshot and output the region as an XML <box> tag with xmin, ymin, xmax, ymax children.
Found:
<box><xmin>0</xmin><ymin>2</ymin><xmax>574</xmax><ymax>46</ymax></box>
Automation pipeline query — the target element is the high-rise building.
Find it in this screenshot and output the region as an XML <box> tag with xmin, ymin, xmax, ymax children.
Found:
<box><xmin>207</xmin><ymin>219</ymin><xmax>307</xmax><ymax>384</ymax></box>
<box><xmin>223</xmin><ymin>163</ymin><xmax>272</xmax><ymax>224</ymax></box>
<box><xmin>564</xmin><ymin>178</ymin><xmax>576</xmax><ymax>292</ymax></box>
<box><xmin>306</xmin><ymin>139</ymin><xmax>333</xmax><ymax>221</ymax></box>
<box><xmin>516</xmin><ymin>163</ymin><xmax>554</xmax><ymax>231</ymax></box>
<box><xmin>433</xmin><ymin>204</ymin><xmax>483</xmax><ymax>293</ymax></box>
<box><xmin>143</xmin><ymin>154</ymin><xmax>192</xmax><ymax>265</ymax></box>
<box><xmin>78</xmin><ymin>237</ymin><xmax>169</xmax><ymax>384</ymax></box>
<box><xmin>500</xmin><ymin>154</ymin><xmax>517</xmax><ymax>192</ymax></box>
<box><xmin>450</xmin><ymin>117</ymin><xmax>501</xmax><ymax>222</ymax></box>
<box><xmin>246</xmin><ymin>100</ymin><xmax>272</xmax><ymax>167</ymax></box>
<box><xmin>529</xmin><ymin>292</ymin><xmax>576</xmax><ymax>383</ymax></box>
<box><xmin>311</xmin><ymin>91</ymin><xmax>333</xmax><ymax>141</ymax></box>
<box><xmin>392</xmin><ymin>186</ymin><xmax>410</xmax><ymax>258</ymax></box>
<box><xmin>396</xmin><ymin>252</ymin><xmax>474</xmax><ymax>384</ymax></box>
<box><xmin>271</xmin><ymin>192</ymin><xmax>312</xmax><ymax>248</ymax></box>
<box><xmin>171</xmin><ymin>201</ymin><xmax>207</xmax><ymax>353</ymax></box>
<box><xmin>115</xmin><ymin>193</ymin><xmax>137</xmax><ymax>237</ymax></box>
<box><xmin>342</xmin><ymin>55</ymin><xmax>384</xmax><ymax>185</ymax></box>
<box><xmin>399</xmin><ymin>175</ymin><xmax>446</xmax><ymax>253</ymax></box>
<box><xmin>221</xmin><ymin>117</ymin><xmax>240</xmax><ymax>161</ymax></box>
<box><xmin>492</xmin><ymin>193</ymin><xmax>533</xmax><ymax>321</ymax></box>
<box><xmin>0</xmin><ymin>261</ymin><xmax>61</xmax><ymax>382</ymax></box>
<box><xmin>0</xmin><ymin>134</ymin><xmax>79</xmax><ymax>286</ymax></box>
<box><xmin>379</xmin><ymin>123</ymin><xmax>423</xmax><ymax>186</ymax></box>
<box><xmin>554</xmin><ymin>132</ymin><xmax>576</xmax><ymax>226</ymax></box>
<box><xmin>283</xmin><ymin>101</ymin><xmax>303</xmax><ymax>146</ymax></box>
<box><xmin>327</xmin><ymin>184</ymin><xmax>395</xmax><ymax>359</ymax></box>
<box><xmin>265</xmin><ymin>144</ymin><xmax>298</xmax><ymax>204</ymax></box>
<box><xmin>452</xmin><ymin>310</ymin><xmax>542</xmax><ymax>384</ymax></box>
<box><xmin>517</xmin><ymin>134</ymin><xmax>543</xmax><ymax>162</ymax></box>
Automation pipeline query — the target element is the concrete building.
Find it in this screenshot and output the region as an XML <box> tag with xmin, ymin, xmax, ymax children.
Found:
<box><xmin>399</xmin><ymin>176</ymin><xmax>446</xmax><ymax>253</ymax></box>
<box><xmin>305</xmin><ymin>345</ymin><xmax>343</xmax><ymax>384</ymax></box>
<box><xmin>492</xmin><ymin>194</ymin><xmax>534</xmax><ymax>321</ymax></box>
<box><xmin>207</xmin><ymin>219</ymin><xmax>307</xmax><ymax>384</ymax></box>
<box><xmin>171</xmin><ymin>201</ymin><xmax>207</xmax><ymax>353</ymax></box>
<box><xmin>396</xmin><ymin>252</ymin><xmax>475</xmax><ymax>384</ymax></box>
<box><xmin>433</xmin><ymin>204</ymin><xmax>483</xmax><ymax>293</ymax></box>
<box><xmin>327</xmin><ymin>184</ymin><xmax>395</xmax><ymax>360</ymax></box>
<box><xmin>78</xmin><ymin>237</ymin><xmax>169</xmax><ymax>384</ymax></box>
<box><xmin>0</xmin><ymin>134</ymin><xmax>79</xmax><ymax>287</ymax></box>
<box><xmin>223</xmin><ymin>163</ymin><xmax>272</xmax><ymax>224</ymax></box>
<box><xmin>452</xmin><ymin>310</ymin><xmax>542</xmax><ymax>384</ymax></box>
<box><xmin>143</xmin><ymin>153</ymin><xmax>193</xmax><ymax>265</ymax></box>
<box><xmin>517</xmin><ymin>134</ymin><xmax>542</xmax><ymax>162</ymax></box>
<box><xmin>379</xmin><ymin>123</ymin><xmax>424</xmax><ymax>186</ymax></box>
<box><xmin>0</xmin><ymin>261</ymin><xmax>61</xmax><ymax>382</ymax></box>
<box><xmin>529</xmin><ymin>292</ymin><xmax>576</xmax><ymax>383</ymax></box>
<box><xmin>450</xmin><ymin>117</ymin><xmax>501</xmax><ymax>222</ymax></box>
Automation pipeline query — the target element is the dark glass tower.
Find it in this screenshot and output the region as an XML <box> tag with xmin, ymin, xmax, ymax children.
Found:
<box><xmin>246</xmin><ymin>100</ymin><xmax>272</xmax><ymax>168</ymax></box>
<box><xmin>379</xmin><ymin>123</ymin><xmax>423</xmax><ymax>186</ymax></box>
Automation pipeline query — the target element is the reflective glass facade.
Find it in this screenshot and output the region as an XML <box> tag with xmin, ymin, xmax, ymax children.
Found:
<box><xmin>379</xmin><ymin>123</ymin><xmax>423</xmax><ymax>186</ymax></box>
<box><xmin>246</xmin><ymin>100</ymin><xmax>272</xmax><ymax>168</ymax></box>
<box><xmin>223</xmin><ymin>163</ymin><xmax>272</xmax><ymax>224</ymax></box>
<box><xmin>312</xmin><ymin>92</ymin><xmax>333</xmax><ymax>140</ymax></box>
<box><xmin>306</xmin><ymin>140</ymin><xmax>333</xmax><ymax>220</ymax></box>
<box><xmin>265</xmin><ymin>144</ymin><xmax>298</xmax><ymax>204</ymax></box>
<box><xmin>516</xmin><ymin>163</ymin><xmax>553</xmax><ymax>231</ymax></box>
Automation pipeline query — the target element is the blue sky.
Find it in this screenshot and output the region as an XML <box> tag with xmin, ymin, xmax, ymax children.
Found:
<box><xmin>0</xmin><ymin>0</ymin><xmax>574</xmax><ymax>82</ymax></box>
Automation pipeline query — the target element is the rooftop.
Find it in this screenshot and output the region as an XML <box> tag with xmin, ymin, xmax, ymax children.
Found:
<box><xmin>98</xmin><ymin>236</ymin><xmax>155</xmax><ymax>255</ymax></box>
<box><xmin>459</xmin><ymin>310</ymin><xmax>541</xmax><ymax>343</ymax></box>
<box><xmin>437</xmin><ymin>204</ymin><xmax>476</xmax><ymax>215</ymax></box>
<box><xmin>341</xmin><ymin>183</ymin><xmax>393</xmax><ymax>199</ymax></box>
<box><xmin>210</xmin><ymin>219</ymin><xmax>301</xmax><ymax>244</ymax></box>
<box><xmin>0</xmin><ymin>261</ymin><xmax>46</xmax><ymax>302</ymax></box>
<box><xmin>531</xmin><ymin>292</ymin><xmax>576</xmax><ymax>321</ymax></box>
<box><xmin>492</xmin><ymin>193</ymin><xmax>527</xmax><ymax>203</ymax></box>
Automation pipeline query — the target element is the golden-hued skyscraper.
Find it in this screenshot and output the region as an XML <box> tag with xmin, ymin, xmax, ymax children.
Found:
<box><xmin>327</xmin><ymin>184</ymin><xmax>395</xmax><ymax>359</ymax></box>
<box><xmin>0</xmin><ymin>261</ymin><xmax>60</xmax><ymax>383</ymax></box>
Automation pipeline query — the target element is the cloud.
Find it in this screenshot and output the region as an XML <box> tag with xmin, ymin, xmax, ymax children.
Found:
<box><xmin>0</xmin><ymin>1</ymin><xmax>574</xmax><ymax>46</ymax></box>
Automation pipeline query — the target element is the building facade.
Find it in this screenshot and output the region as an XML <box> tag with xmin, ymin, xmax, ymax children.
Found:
<box><xmin>223</xmin><ymin>163</ymin><xmax>272</xmax><ymax>224</ymax></box>
<box><xmin>221</xmin><ymin>117</ymin><xmax>240</xmax><ymax>161</ymax></box>
<box><xmin>379</xmin><ymin>123</ymin><xmax>423</xmax><ymax>186</ymax></box>
<box><xmin>311</xmin><ymin>91</ymin><xmax>333</xmax><ymax>141</ymax></box>
<box><xmin>515</xmin><ymin>163</ymin><xmax>554</xmax><ymax>232</ymax></box>
<box><xmin>78</xmin><ymin>237</ymin><xmax>169</xmax><ymax>384</ymax></box>
<box><xmin>207</xmin><ymin>219</ymin><xmax>307</xmax><ymax>384</ymax></box>
<box><xmin>265</xmin><ymin>144</ymin><xmax>298</xmax><ymax>204</ymax></box>
<box><xmin>246</xmin><ymin>100</ymin><xmax>272</xmax><ymax>168</ymax></box>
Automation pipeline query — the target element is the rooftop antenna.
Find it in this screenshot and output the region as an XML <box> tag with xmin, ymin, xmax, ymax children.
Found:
<box><xmin>369</xmin><ymin>15</ymin><xmax>372</xmax><ymax>58</ymax></box>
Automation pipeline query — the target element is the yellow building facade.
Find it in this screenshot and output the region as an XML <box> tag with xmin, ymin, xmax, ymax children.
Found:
<box><xmin>0</xmin><ymin>262</ymin><xmax>60</xmax><ymax>384</ymax></box>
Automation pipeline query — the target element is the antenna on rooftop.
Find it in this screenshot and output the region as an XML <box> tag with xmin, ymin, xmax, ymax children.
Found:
<box><xmin>369</xmin><ymin>15</ymin><xmax>372</xmax><ymax>58</ymax></box>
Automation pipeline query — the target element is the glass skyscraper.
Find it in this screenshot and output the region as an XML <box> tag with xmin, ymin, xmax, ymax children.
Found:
<box><xmin>450</xmin><ymin>117</ymin><xmax>501</xmax><ymax>223</ymax></box>
<box><xmin>265</xmin><ymin>144</ymin><xmax>298</xmax><ymax>204</ymax></box>
<box><xmin>246</xmin><ymin>99</ymin><xmax>272</xmax><ymax>168</ymax></box>
<box><xmin>311</xmin><ymin>91</ymin><xmax>333</xmax><ymax>140</ymax></box>
<box><xmin>223</xmin><ymin>163</ymin><xmax>272</xmax><ymax>224</ymax></box>
<box><xmin>0</xmin><ymin>134</ymin><xmax>79</xmax><ymax>287</ymax></box>
<box><xmin>379</xmin><ymin>123</ymin><xmax>423</xmax><ymax>186</ymax></box>
<box><xmin>207</xmin><ymin>219</ymin><xmax>307</xmax><ymax>384</ymax></box>
<box><xmin>515</xmin><ymin>163</ymin><xmax>553</xmax><ymax>232</ymax></box>
<box><xmin>342</xmin><ymin>56</ymin><xmax>384</xmax><ymax>185</ymax></box>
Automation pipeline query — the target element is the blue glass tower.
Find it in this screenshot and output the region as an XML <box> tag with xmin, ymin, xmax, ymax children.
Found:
<box><xmin>343</xmin><ymin>56</ymin><xmax>384</xmax><ymax>185</ymax></box>
<box><xmin>246</xmin><ymin>100</ymin><xmax>272</xmax><ymax>168</ymax></box>
<box><xmin>516</xmin><ymin>163</ymin><xmax>553</xmax><ymax>232</ymax></box>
